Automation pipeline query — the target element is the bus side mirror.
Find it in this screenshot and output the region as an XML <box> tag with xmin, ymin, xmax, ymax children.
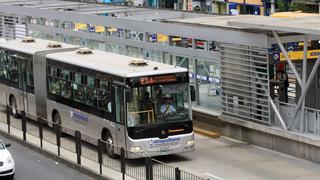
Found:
<box><xmin>190</xmin><ymin>85</ymin><xmax>196</xmax><ymax>102</ymax></box>
<box><xmin>126</xmin><ymin>90</ymin><xmax>133</xmax><ymax>103</ymax></box>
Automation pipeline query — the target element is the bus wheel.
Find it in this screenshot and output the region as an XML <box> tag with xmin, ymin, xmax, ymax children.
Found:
<box><xmin>53</xmin><ymin>112</ymin><xmax>66</xmax><ymax>137</ymax></box>
<box><xmin>104</xmin><ymin>132</ymin><xmax>115</xmax><ymax>158</ymax></box>
<box><xmin>9</xmin><ymin>96</ymin><xmax>19</xmax><ymax>118</ymax></box>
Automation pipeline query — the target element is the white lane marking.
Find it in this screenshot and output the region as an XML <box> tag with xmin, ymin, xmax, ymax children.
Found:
<box><xmin>204</xmin><ymin>172</ymin><xmax>226</xmax><ymax>180</ymax></box>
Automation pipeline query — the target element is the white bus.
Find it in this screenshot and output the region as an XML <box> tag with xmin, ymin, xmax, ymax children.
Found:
<box><xmin>0</xmin><ymin>38</ymin><xmax>195</xmax><ymax>158</ymax></box>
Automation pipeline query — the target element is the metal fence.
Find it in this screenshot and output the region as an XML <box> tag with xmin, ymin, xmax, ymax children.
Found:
<box><xmin>273</xmin><ymin>101</ymin><xmax>320</xmax><ymax>135</ymax></box>
<box><xmin>0</xmin><ymin>102</ymin><xmax>210</xmax><ymax>180</ymax></box>
<box><xmin>220</xmin><ymin>43</ymin><xmax>270</xmax><ymax>125</ymax></box>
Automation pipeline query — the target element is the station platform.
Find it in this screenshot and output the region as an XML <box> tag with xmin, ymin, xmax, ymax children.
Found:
<box><xmin>192</xmin><ymin>109</ymin><xmax>320</xmax><ymax>164</ymax></box>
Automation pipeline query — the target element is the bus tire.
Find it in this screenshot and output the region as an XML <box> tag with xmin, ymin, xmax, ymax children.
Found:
<box><xmin>52</xmin><ymin>111</ymin><xmax>66</xmax><ymax>137</ymax></box>
<box><xmin>9</xmin><ymin>96</ymin><xmax>19</xmax><ymax>118</ymax></box>
<box><xmin>103</xmin><ymin>131</ymin><xmax>116</xmax><ymax>158</ymax></box>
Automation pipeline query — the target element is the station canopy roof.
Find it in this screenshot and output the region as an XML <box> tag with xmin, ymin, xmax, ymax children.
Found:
<box><xmin>0</xmin><ymin>0</ymin><xmax>210</xmax><ymax>21</ymax></box>
<box><xmin>227</xmin><ymin>14</ymin><xmax>320</xmax><ymax>35</ymax></box>
<box><xmin>1</xmin><ymin>0</ymin><xmax>320</xmax><ymax>38</ymax></box>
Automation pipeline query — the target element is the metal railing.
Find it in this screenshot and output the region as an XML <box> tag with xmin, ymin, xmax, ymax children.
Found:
<box><xmin>273</xmin><ymin>101</ymin><xmax>320</xmax><ymax>135</ymax></box>
<box><xmin>0</xmin><ymin>102</ymin><xmax>211</xmax><ymax>180</ymax></box>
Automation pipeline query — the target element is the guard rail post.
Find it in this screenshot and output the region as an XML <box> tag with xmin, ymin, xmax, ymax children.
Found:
<box><xmin>75</xmin><ymin>130</ymin><xmax>81</xmax><ymax>165</ymax></box>
<box><xmin>120</xmin><ymin>147</ymin><xmax>126</xmax><ymax>180</ymax></box>
<box><xmin>21</xmin><ymin>111</ymin><xmax>27</xmax><ymax>141</ymax></box>
<box><xmin>175</xmin><ymin>167</ymin><xmax>181</xmax><ymax>180</ymax></box>
<box><xmin>146</xmin><ymin>157</ymin><xmax>153</xmax><ymax>180</ymax></box>
<box><xmin>6</xmin><ymin>105</ymin><xmax>10</xmax><ymax>134</ymax></box>
<box><xmin>97</xmin><ymin>139</ymin><xmax>103</xmax><ymax>174</ymax></box>
<box><xmin>55</xmin><ymin>123</ymin><xmax>61</xmax><ymax>156</ymax></box>
<box><xmin>38</xmin><ymin>117</ymin><xmax>43</xmax><ymax>148</ymax></box>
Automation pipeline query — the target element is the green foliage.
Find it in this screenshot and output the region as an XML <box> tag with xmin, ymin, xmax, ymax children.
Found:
<box><xmin>193</xmin><ymin>6</ymin><xmax>201</xmax><ymax>12</ymax></box>
<box><xmin>288</xmin><ymin>0</ymin><xmax>306</xmax><ymax>11</ymax></box>
<box><xmin>276</xmin><ymin>0</ymin><xmax>288</xmax><ymax>12</ymax></box>
<box><xmin>276</xmin><ymin>0</ymin><xmax>318</xmax><ymax>13</ymax></box>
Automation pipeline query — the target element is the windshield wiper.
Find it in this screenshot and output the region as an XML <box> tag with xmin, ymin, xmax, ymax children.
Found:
<box><xmin>136</xmin><ymin>125</ymin><xmax>155</xmax><ymax>133</ymax></box>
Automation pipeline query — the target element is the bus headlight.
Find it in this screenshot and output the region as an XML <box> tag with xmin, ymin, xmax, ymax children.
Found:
<box><xmin>130</xmin><ymin>146</ymin><xmax>142</xmax><ymax>153</ymax></box>
<box><xmin>186</xmin><ymin>140</ymin><xmax>194</xmax><ymax>146</ymax></box>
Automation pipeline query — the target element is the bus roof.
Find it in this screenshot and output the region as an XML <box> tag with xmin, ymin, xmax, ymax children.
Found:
<box><xmin>0</xmin><ymin>38</ymin><xmax>78</xmax><ymax>54</ymax></box>
<box><xmin>47</xmin><ymin>49</ymin><xmax>188</xmax><ymax>78</ymax></box>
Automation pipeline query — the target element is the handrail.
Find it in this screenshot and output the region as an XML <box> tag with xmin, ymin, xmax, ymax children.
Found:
<box><xmin>128</xmin><ymin>109</ymin><xmax>155</xmax><ymax>123</ymax></box>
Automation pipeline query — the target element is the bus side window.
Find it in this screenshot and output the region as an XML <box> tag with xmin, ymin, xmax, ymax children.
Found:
<box><xmin>26</xmin><ymin>61</ymin><xmax>34</xmax><ymax>90</ymax></box>
<box><xmin>85</xmin><ymin>76</ymin><xmax>97</xmax><ymax>107</ymax></box>
<box><xmin>61</xmin><ymin>69</ymin><xmax>71</xmax><ymax>81</ymax></box>
<box><xmin>75</xmin><ymin>73</ymin><xmax>81</xmax><ymax>84</ymax></box>
<box><xmin>0</xmin><ymin>53</ymin><xmax>4</xmax><ymax>82</ymax></box>
<box><xmin>61</xmin><ymin>81</ymin><xmax>72</xmax><ymax>99</ymax></box>
<box><xmin>7</xmin><ymin>56</ymin><xmax>18</xmax><ymax>83</ymax></box>
<box><xmin>73</xmin><ymin>83</ymin><xmax>85</xmax><ymax>103</ymax></box>
<box><xmin>48</xmin><ymin>66</ymin><xmax>62</xmax><ymax>96</ymax></box>
<box><xmin>97</xmin><ymin>90</ymin><xmax>112</xmax><ymax>113</ymax></box>
<box><xmin>48</xmin><ymin>76</ymin><xmax>60</xmax><ymax>95</ymax></box>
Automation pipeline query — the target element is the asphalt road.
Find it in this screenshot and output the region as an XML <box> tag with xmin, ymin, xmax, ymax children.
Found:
<box><xmin>0</xmin><ymin>135</ymin><xmax>94</xmax><ymax>180</ymax></box>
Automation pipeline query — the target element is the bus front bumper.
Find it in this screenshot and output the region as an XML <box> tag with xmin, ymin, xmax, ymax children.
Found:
<box><xmin>126</xmin><ymin>133</ymin><xmax>194</xmax><ymax>159</ymax></box>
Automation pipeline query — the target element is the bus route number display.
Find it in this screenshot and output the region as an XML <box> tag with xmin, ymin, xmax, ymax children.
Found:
<box><xmin>140</xmin><ymin>75</ymin><xmax>177</xmax><ymax>85</ymax></box>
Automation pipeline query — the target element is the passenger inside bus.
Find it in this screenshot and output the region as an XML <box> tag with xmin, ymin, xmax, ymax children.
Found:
<box><xmin>61</xmin><ymin>81</ymin><xmax>72</xmax><ymax>99</ymax></box>
<box><xmin>160</xmin><ymin>94</ymin><xmax>176</xmax><ymax>116</ymax></box>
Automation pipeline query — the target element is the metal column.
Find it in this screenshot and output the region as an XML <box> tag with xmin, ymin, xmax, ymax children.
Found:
<box><xmin>300</xmin><ymin>35</ymin><xmax>308</xmax><ymax>132</ymax></box>
<box><xmin>194</xmin><ymin>58</ymin><xmax>200</xmax><ymax>106</ymax></box>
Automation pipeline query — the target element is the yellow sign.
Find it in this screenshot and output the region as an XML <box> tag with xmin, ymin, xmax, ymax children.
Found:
<box><xmin>95</xmin><ymin>25</ymin><xmax>105</xmax><ymax>33</ymax></box>
<box><xmin>280</xmin><ymin>49</ymin><xmax>320</xmax><ymax>61</ymax></box>
<box><xmin>108</xmin><ymin>27</ymin><xmax>118</xmax><ymax>32</ymax></box>
<box><xmin>157</xmin><ymin>34</ymin><xmax>168</xmax><ymax>42</ymax></box>
<box><xmin>74</xmin><ymin>23</ymin><xmax>87</xmax><ymax>31</ymax></box>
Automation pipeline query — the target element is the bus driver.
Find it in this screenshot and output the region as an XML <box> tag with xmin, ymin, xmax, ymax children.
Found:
<box><xmin>161</xmin><ymin>94</ymin><xmax>176</xmax><ymax>116</ymax></box>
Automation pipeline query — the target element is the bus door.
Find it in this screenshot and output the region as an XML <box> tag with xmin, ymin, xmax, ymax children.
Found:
<box><xmin>112</xmin><ymin>86</ymin><xmax>126</xmax><ymax>150</ymax></box>
<box><xmin>17</xmin><ymin>56</ymin><xmax>29</xmax><ymax>115</ymax></box>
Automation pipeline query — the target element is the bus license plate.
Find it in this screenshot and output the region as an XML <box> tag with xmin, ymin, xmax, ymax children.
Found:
<box><xmin>160</xmin><ymin>147</ymin><xmax>169</xmax><ymax>152</ymax></box>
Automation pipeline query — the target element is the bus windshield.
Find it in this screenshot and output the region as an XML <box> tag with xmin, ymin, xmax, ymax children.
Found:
<box><xmin>127</xmin><ymin>83</ymin><xmax>190</xmax><ymax>127</ymax></box>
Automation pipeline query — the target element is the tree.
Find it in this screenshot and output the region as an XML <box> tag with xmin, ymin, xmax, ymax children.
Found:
<box><xmin>276</xmin><ymin>0</ymin><xmax>288</xmax><ymax>12</ymax></box>
<box><xmin>288</xmin><ymin>0</ymin><xmax>306</xmax><ymax>11</ymax></box>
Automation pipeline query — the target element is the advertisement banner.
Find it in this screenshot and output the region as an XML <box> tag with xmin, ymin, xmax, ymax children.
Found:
<box><xmin>157</xmin><ymin>34</ymin><xmax>168</xmax><ymax>42</ymax></box>
<box><xmin>280</xmin><ymin>49</ymin><xmax>320</xmax><ymax>61</ymax></box>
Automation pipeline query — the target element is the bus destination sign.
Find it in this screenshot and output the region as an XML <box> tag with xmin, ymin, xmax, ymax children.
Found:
<box><xmin>140</xmin><ymin>75</ymin><xmax>177</xmax><ymax>85</ymax></box>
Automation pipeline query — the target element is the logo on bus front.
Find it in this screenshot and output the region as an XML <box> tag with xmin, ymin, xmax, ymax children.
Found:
<box><xmin>149</xmin><ymin>137</ymin><xmax>181</xmax><ymax>148</ymax></box>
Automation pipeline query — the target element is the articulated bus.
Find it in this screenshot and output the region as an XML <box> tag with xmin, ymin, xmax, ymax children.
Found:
<box><xmin>0</xmin><ymin>38</ymin><xmax>195</xmax><ymax>158</ymax></box>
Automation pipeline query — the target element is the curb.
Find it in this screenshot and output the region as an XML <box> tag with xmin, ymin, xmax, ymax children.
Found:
<box><xmin>194</xmin><ymin>127</ymin><xmax>220</xmax><ymax>138</ymax></box>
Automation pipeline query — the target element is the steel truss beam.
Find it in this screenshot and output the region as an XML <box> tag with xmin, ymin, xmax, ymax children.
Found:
<box><xmin>272</xmin><ymin>30</ymin><xmax>302</xmax><ymax>87</ymax></box>
<box><xmin>269</xmin><ymin>96</ymin><xmax>287</xmax><ymax>130</ymax></box>
<box><xmin>289</xmin><ymin>54</ymin><xmax>320</xmax><ymax>129</ymax></box>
